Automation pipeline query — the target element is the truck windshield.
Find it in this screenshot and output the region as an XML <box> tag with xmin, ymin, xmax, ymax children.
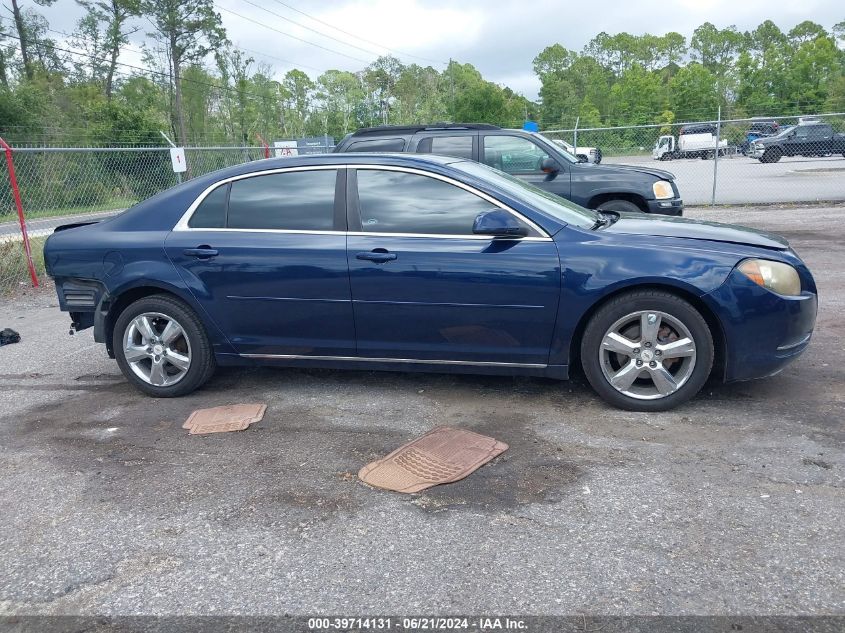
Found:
<box><xmin>452</xmin><ymin>160</ymin><xmax>599</xmax><ymax>229</ymax></box>
<box><xmin>775</xmin><ymin>126</ymin><xmax>795</xmax><ymax>138</ymax></box>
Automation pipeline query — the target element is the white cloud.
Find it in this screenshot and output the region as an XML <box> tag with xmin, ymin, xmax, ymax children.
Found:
<box><xmin>30</xmin><ymin>0</ymin><xmax>845</xmax><ymax>100</ymax></box>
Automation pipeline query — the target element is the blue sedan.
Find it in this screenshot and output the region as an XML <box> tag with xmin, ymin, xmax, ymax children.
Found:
<box><xmin>43</xmin><ymin>154</ymin><xmax>817</xmax><ymax>411</ymax></box>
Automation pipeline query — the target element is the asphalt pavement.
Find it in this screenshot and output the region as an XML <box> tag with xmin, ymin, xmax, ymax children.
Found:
<box><xmin>0</xmin><ymin>205</ymin><xmax>843</xmax><ymax>616</ymax></box>
<box><xmin>603</xmin><ymin>153</ymin><xmax>845</xmax><ymax>205</ymax></box>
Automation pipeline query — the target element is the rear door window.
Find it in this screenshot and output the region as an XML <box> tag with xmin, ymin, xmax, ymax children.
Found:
<box><xmin>226</xmin><ymin>170</ymin><xmax>337</xmax><ymax>231</ymax></box>
<box><xmin>417</xmin><ymin>135</ymin><xmax>474</xmax><ymax>159</ymax></box>
<box><xmin>347</xmin><ymin>138</ymin><xmax>406</xmax><ymax>152</ymax></box>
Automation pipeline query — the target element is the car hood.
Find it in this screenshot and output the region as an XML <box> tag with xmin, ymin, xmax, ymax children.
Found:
<box><xmin>602</xmin><ymin>213</ymin><xmax>789</xmax><ymax>249</ymax></box>
<box><xmin>754</xmin><ymin>136</ymin><xmax>780</xmax><ymax>145</ymax></box>
<box><xmin>576</xmin><ymin>162</ymin><xmax>676</xmax><ymax>181</ymax></box>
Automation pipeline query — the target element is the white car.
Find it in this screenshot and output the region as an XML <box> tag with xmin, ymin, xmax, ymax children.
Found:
<box><xmin>553</xmin><ymin>139</ymin><xmax>603</xmax><ymax>163</ymax></box>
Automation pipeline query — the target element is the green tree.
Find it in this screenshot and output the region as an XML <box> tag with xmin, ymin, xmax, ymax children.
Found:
<box><xmin>74</xmin><ymin>0</ymin><xmax>141</xmax><ymax>99</ymax></box>
<box><xmin>141</xmin><ymin>0</ymin><xmax>226</xmax><ymax>147</ymax></box>
<box><xmin>668</xmin><ymin>63</ymin><xmax>719</xmax><ymax>120</ymax></box>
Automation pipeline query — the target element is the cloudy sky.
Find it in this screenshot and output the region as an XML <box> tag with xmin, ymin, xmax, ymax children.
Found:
<box><xmin>24</xmin><ymin>0</ymin><xmax>845</xmax><ymax>99</ymax></box>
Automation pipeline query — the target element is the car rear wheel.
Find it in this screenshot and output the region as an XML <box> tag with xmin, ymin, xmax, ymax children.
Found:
<box><xmin>113</xmin><ymin>294</ymin><xmax>215</xmax><ymax>397</ymax></box>
<box><xmin>596</xmin><ymin>199</ymin><xmax>642</xmax><ymax>214</ymax></box>
<box><xmin>580</xmin><ymin>290</ymin><xmax>714</xmax><ymax>411</ymax></box>
<box><xmin>594</xmin><ymin>149</ymin><xmax>602</xmax><ymax>164</ymax></box>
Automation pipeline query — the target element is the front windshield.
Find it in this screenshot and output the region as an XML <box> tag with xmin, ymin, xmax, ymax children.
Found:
<box><xmin>775</xmin><ymin>125</ymin><xmax>795</xmax><ymax>138</ymax></box>
<box><xmin>452</xmin><ymin>160</ymin><xmax>599</xmax><ymax>229</ymax></box>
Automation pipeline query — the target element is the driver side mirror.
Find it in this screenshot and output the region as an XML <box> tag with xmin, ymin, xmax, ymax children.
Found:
<box><xmin>472</xmin><ymin>209</ymin><xmax>528</xmax><ymax>238</ymax></box>
<box><xmin>541</xmin><ymin>157</ymin><xmax>560</xmax><ymax>173</ymax></box>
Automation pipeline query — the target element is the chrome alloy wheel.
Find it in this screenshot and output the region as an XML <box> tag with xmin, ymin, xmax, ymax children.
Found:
<box><xmin>599</xmin><ymin>310</ymin><xmax>696</xmax><ymax>400</ymax></box>
<box><xmin>123</xmin><ymin>312</ymin><xmax>192</xmax><ymax>387</ymax></box>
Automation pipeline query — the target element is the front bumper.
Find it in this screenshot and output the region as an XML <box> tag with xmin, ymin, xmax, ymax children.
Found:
<box><xmin>703</xmin><ymin>268</ymin><xmax>817</xmax><ymax>382</ymax></box>
<box><xmin>748</xmin><ymin>145</ymin><xmax>765</xmax><ymax>158</ymax></box>
<box><xmin>646</xmin><ymin>197</ymin><xmax>684</xmax><ymax>216</ymax></box>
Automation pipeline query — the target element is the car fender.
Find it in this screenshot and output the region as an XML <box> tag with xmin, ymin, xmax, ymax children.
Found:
<box><xmin>103</xmin><ymin>259</ymin><xmax>237</xmax><ymax>355</ymax></box>
<box><xmin>546</xmin><ymin>230</ymin><xmax>739</xmax><ymax>366</ymax></box>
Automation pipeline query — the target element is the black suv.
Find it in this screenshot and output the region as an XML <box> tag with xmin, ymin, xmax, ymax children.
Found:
<box><xmin>334</xmin><ymin>124</ymin><xmax>684</xmax><ymax>215</ymax></box>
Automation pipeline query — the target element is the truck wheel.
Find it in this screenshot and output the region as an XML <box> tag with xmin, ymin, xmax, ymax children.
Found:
<box><xmin>580</xmin><ymin>290</ymin><xmax>714</xmax><ymax>411</ymax></box>
<box><xmin>762</xmin><ymin>148</ymin><xmax>782</xmax><ymax>163</ymax></box>
<box><xmin>595</xmin><ymin>149</ymin><xmax>603</xmax><ymax>164</ymax></box>
<box><xmin>597</xmin><ymin>199</ymin><xmax>642</xmax><ymax>214</ymax></box>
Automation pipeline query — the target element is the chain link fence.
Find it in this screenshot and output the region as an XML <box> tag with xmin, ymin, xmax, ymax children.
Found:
<box><xmin>0</xmin><ymin>144</ymin><xmax>304</xmax><ymax>294</ymax></box>
<box><xmin>3</xmin><ymin>118</ymin><xmax>845</xmax><ymax>295</ymax></box>
<box><xmin>543</xmin><ymin>112</ymin><xmax>845</xmax><ymax>206</ymax></box>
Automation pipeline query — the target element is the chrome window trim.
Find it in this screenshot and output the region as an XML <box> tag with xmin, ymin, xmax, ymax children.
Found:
<box><xmin>172</xmin><ymin>163</ymin><xmax>551</xmax><ymax>240</ymax></box>
<box><xmin>240</xmin><ymin>353</ymin><xmax>546</xmax><ymax>369</ymax></box>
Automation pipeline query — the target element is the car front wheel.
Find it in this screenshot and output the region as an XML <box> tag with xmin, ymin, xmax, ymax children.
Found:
<box><xmin>596</xmin><ymin>199</ymin><xmax>642</xmax><ymax>214</ymax></box>
<box><xmin>113</xmin><ymin>294</ymin><xmax>216</xmax><ymax>397</ymax></box>
<box><xmin>580</xmin><ymin>290</ymin><xmax>714</xmax><ymax>411</ymax></box>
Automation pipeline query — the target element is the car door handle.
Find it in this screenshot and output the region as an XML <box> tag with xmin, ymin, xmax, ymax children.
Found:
<box><xmin>183</xmin><ymin>247</ymin><xmax>218</xmax><ymax>259</ymax></box>
<box><xmin>356</xmin><ymin>250</ymin><xmax>397</xmax><ymax>263</ymax></box>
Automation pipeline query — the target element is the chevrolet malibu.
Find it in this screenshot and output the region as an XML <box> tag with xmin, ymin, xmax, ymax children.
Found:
<box><xmin>43</xmin><ymin>154</ymin><xmax>817</xmax><ymax>411</ymax></box>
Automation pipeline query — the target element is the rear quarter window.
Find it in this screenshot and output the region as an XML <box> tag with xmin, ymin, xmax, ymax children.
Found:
<box><xmin>188</xmin><ymin>184</ymin><xmax>228</xmax><ymax>228</ymax></box>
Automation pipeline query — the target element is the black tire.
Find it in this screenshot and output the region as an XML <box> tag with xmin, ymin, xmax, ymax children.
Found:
<box><xmin>597</xmin><ymin>199</ymin><xmax>643</xmax><ymax>214</ymax></box>
<box><xmin>762</xmin><ymin>148</ymin><xmax>782</xmax><ymax>163</ymax></box>
<box><xmin>580</xmin><ymin>290</ymin><xmax>714</xmax><ymax>411</ymax></box>
<box><xmin>595</xmin><ymin>149</ymin><xmax>602</xmax><ymax>164</ymax></box>
<box><xmin>577</xmin><ymin>154</ymin><xmax>588</xmax><ymax>163</ymax></box>
<box><xmin>112</xmin><ymin>294</ymin><xmax>216</xmax><ymax>397</ymax></box>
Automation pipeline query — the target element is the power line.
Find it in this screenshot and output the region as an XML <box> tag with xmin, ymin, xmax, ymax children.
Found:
<box><xmin>0</xmin><ymin>30</ymin><xmax>296</xmax><ymax>106</ymax></box>
<box><xmin>230</xmin><ymin>0</ymin><xmax>385</xmax><ymax>59</ymax></box>
<box><xmin>268</xmin><ymin>0</ymin><xmax>447</xmax><ymax>66</ymax></box>
<box><xmin>215</xmin><ymin>4</ymin><xmax>371</xmax><ymax>65</ymax></box>
<box><xmin>0</xmin><ymin>14</ymin><xmax>327</xmax><ymax>75</ymax></box>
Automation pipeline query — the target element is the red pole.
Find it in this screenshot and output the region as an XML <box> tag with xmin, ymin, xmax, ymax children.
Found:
<box><xmin>0</xmin><ymin>137</ymin><xmax>39</xmax><ymax>288</ymax></box>
<box><xmin>256</xmin><ymin>133</ymin><xmax>270</xmax><ymax>159</ymax></box>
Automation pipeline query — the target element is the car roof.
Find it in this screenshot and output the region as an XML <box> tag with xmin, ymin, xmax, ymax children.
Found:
<box><xmin>350</xmin><ymin>123</ymin><xmax>500</xmax><ymax>137</ymax></box>
<box><xmin>234</xmin><ymin>152</ymin><xmax>466</xmax><ymax>170</ymax></box>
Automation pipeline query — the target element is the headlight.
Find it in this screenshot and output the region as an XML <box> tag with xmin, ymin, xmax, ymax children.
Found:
<box><xmin>738</xmin><ymin>259</ymin><xmax>801</xmax><ymax>296</ymax></box>
<box><xmin>652</xmin><ymin>180</ymin><xmax>674</xmax><ymax>199</ymax></box>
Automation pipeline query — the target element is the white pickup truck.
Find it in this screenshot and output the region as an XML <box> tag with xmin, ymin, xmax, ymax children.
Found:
<box><xmin>553</xmin><ymin>139</ymin><xmax>603</xmax><ymax>163</ymax></box>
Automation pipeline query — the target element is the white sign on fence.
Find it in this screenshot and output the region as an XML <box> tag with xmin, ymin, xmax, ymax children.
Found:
<box><xmin>273</xmin><ymin>140</ymin><xmax>299</xmax><ymax>157</ymax></box>
<box><xmin>169</xmin><ymin>147</ymin><xmax>187</xmax><ymax>173</ymax></box>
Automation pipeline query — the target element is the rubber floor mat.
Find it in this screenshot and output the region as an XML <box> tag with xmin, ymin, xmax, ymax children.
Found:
<box><xmin>183</xmin><ymin>403</ymin><xmax>266</xmax><ymax>435</ymax></box>
<box><xmin>358</xmin><ymin>426</ymin><xmax>508</xmax><ymax>493</ymax></box>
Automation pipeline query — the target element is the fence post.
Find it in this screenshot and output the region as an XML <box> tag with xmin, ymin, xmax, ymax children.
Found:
<box><xmin>0</xmin><ymin>137</ymin><xmax>39</xmax><ymax>288</ymax></box>
<box><xmin>711</xmin><ymin>105</ymin><xmax>721</xmax><ymax>206</ymax></box>
<box><xmin>256</xmin><ymin>133</ymin><xmax>271</xmax><ymax>159</ymax></box>
<box><xmin>573</xmin><ymin>116</ymin><xmax>580</xmax><ymax>149</ymax></box>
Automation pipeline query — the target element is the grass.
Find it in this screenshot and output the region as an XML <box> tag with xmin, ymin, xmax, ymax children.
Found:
<box><xmin>21</xmin><ymin>196</ymin><xmax>136</xmax><ymax>221</ymax></box>
<box><xmin>1</xmin><ymin>235</ymin><xmax>47</xmax><ymax>295</ymax></box>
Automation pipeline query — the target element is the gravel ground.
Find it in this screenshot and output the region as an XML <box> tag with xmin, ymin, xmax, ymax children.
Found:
<box><xmin>0</xmin><ymin>205</ymin><xmax>843</xmax><ymax>617</ymax></box>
